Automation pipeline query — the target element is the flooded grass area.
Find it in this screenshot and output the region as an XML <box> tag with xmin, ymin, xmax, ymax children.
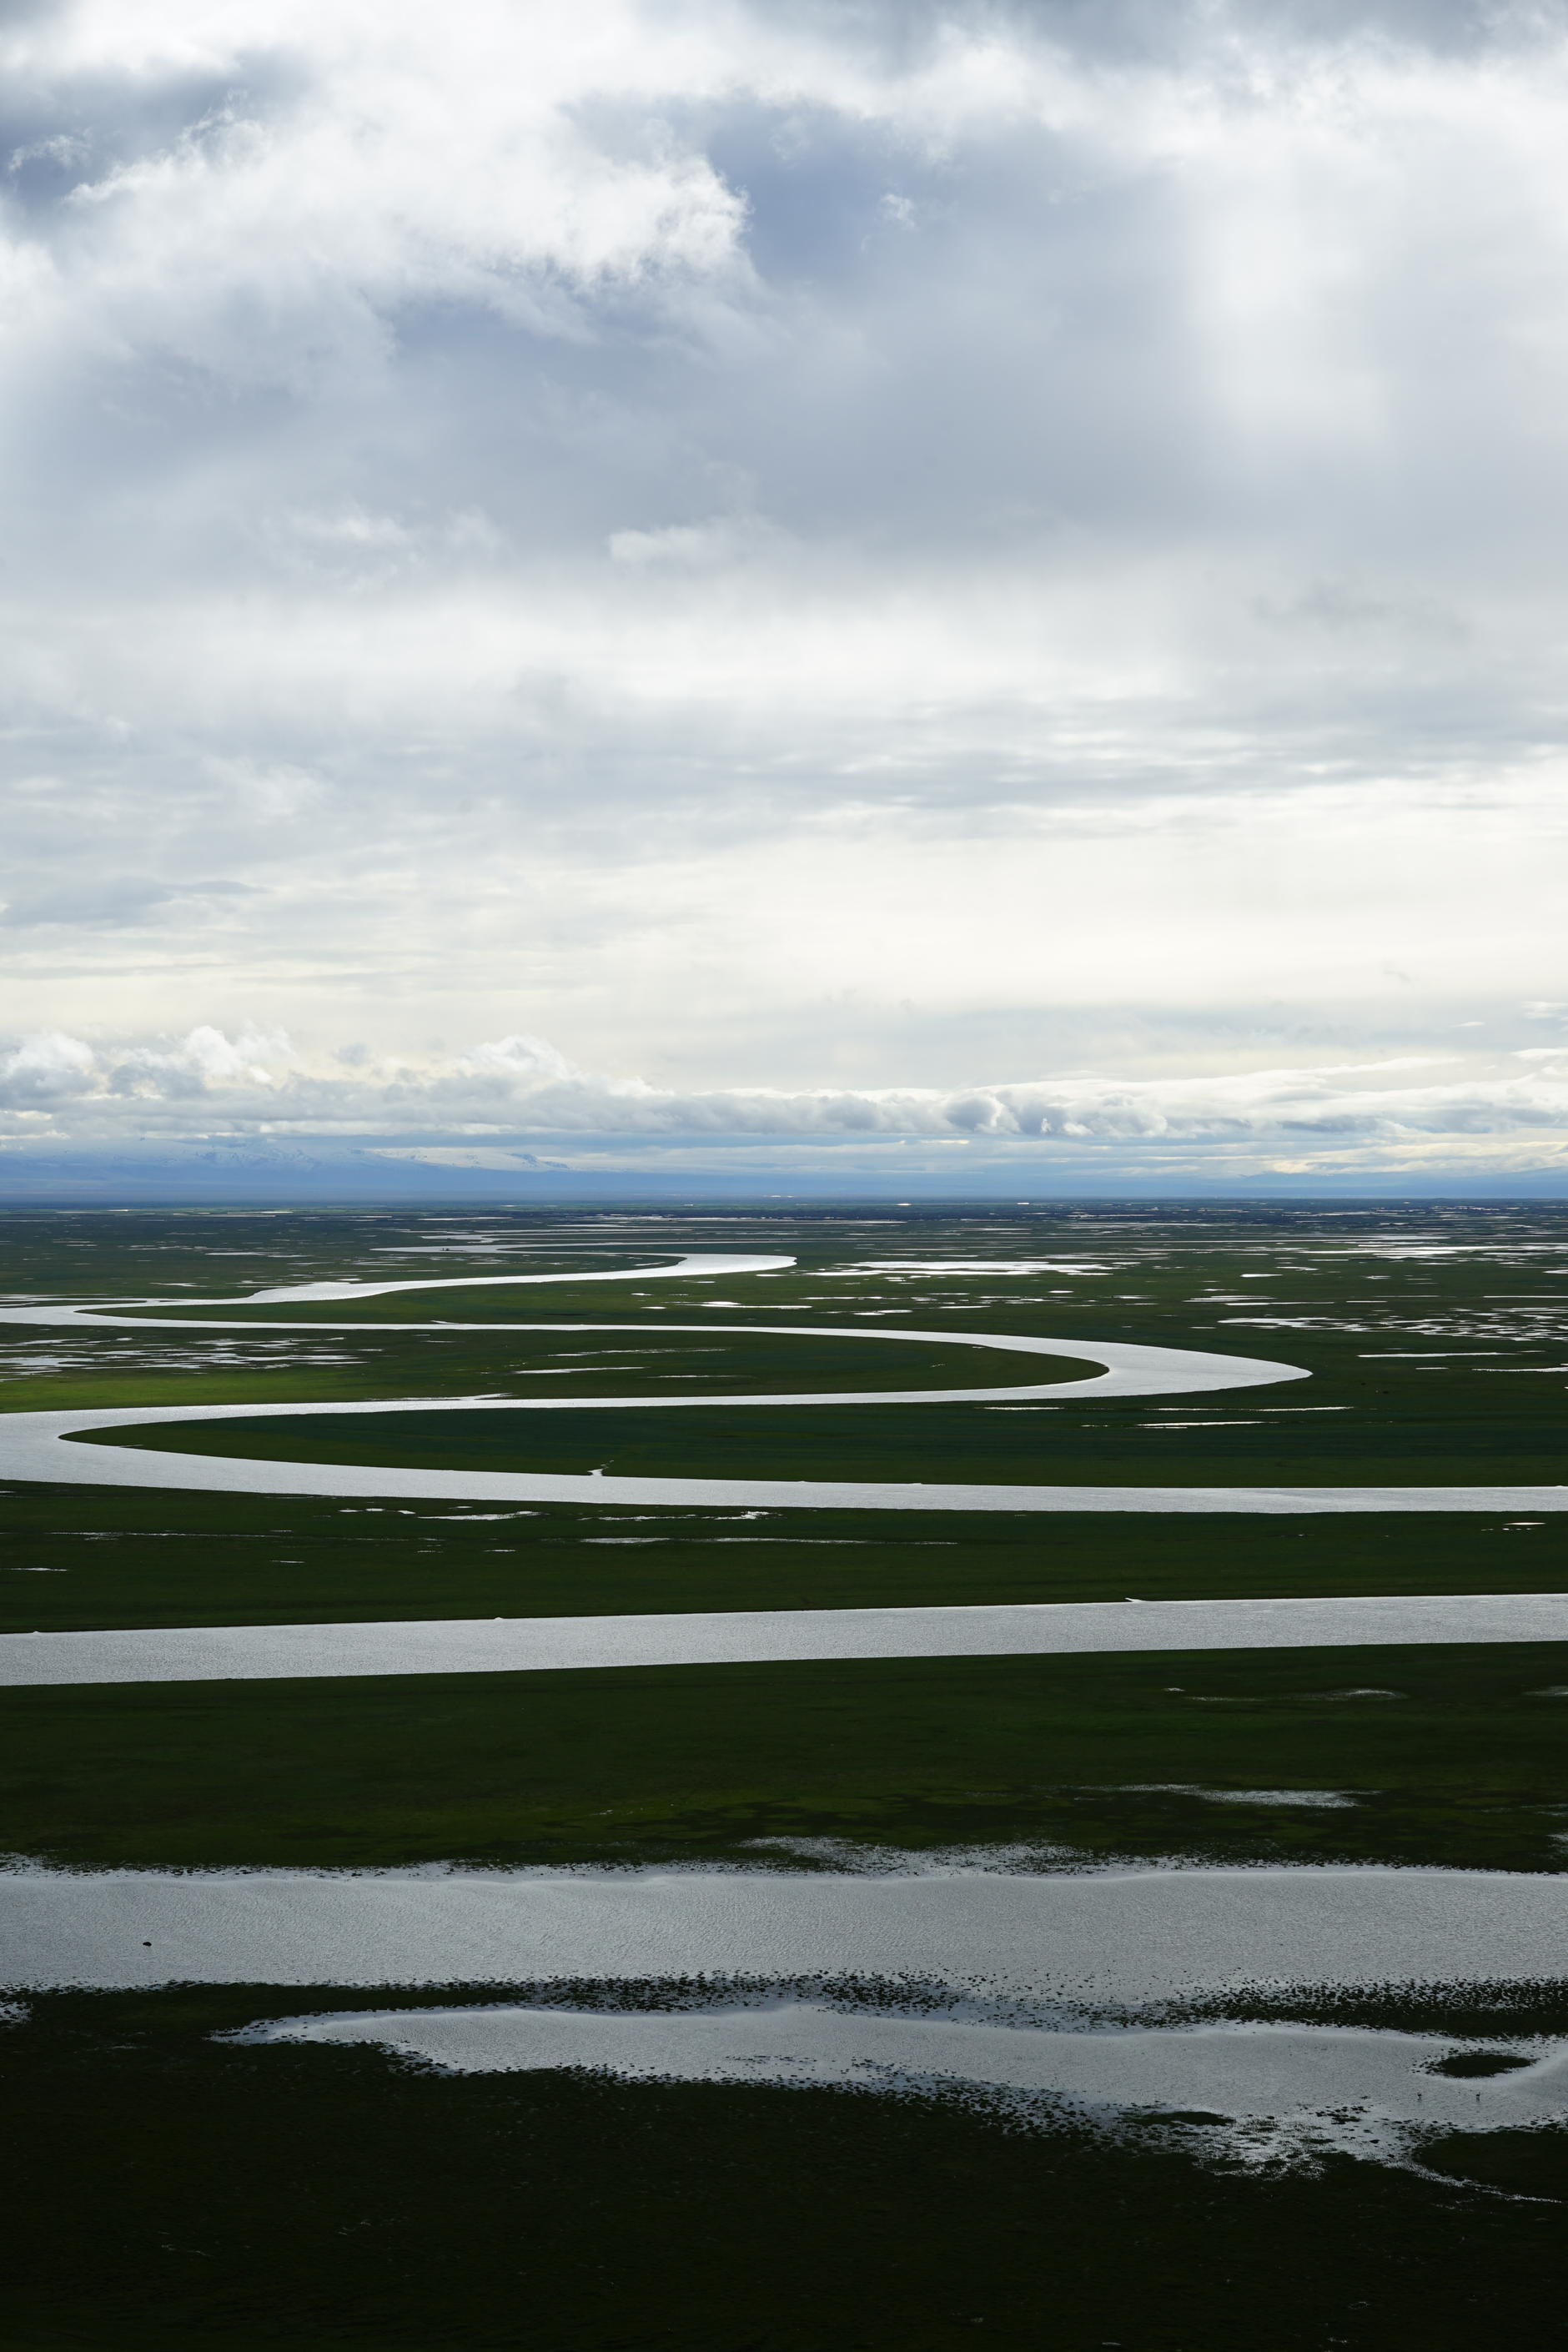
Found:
<box><xmin>1</xmin><ymin>1322</ymin><xmax>1095</xmax><ymax>1415</ymax></box>
<box><xmin>9</xmin><ymin>1199</ymin><xmax>1568</xmax><ymax>1487</ymax></box>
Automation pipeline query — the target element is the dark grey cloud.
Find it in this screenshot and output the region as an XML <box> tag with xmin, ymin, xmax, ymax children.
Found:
<box><xmin>736</xmin><ymin>0</ymin><xmax>1557</xmax><ymax>65</ymax></box>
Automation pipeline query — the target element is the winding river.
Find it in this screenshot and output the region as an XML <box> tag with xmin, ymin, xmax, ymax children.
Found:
<box><xmin>3</xmin><ymin>1251</ymin><xmax>1564</xmax><ymax>1686</ymax></box>
<box><xmin>8</xmin><ymin>1249</ymin><xmax>1568</xmax><ymax>2159</ymax></box>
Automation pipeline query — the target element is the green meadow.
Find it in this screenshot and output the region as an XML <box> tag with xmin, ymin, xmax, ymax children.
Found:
<box><xmin>3</xmin><ymin>1484</ymin><xmax>1565</xmax><ymax>1635</ymax></box>
<box><xmin>4</xmin><ymin>1641</ymin><xmax>1568</xmax><ymax>1873</ymax></box>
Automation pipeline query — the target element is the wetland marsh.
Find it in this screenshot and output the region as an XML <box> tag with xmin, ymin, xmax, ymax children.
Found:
<box><xmin>3</xmin><ymin>1201</ymin><xmax>1567</xmax><ymax>2347</ymax></box>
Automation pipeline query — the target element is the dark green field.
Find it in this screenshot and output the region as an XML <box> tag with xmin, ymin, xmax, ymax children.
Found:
<box><xmin>7</xmin><ymin>1983</ymin><xmax>1567</xmax><ymax>2352</ymax></box>
<box><xmin>5</xmin><ymin>1641</ymin><xmax>1568</xmax><ymax>1872</ymax></box>
<box><xmin>3</xmin><ymin>1480</ymin><xmax>1565</xmax><ymax>1635</ymax></box>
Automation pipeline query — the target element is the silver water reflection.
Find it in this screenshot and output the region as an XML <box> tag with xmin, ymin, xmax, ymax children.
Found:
<box><xmin>7</xmin><ymin>1590</ymin><xmax>1568</xmax><ymax>1688</ymax></box>
<box><xmin>6</xmin><ymin>1862</ymin><xmax>1566</xmax><ymax>1998</ymax></box>
<box><xmin>11</xmin><ymin>1860</ymin><xmax>1565</xmax><ymax>2174</ymax></box>
<box><xmin>231</xmin><ymin>1998</ymin><xmax>1568</xmax><ymax>2170</ymax></box>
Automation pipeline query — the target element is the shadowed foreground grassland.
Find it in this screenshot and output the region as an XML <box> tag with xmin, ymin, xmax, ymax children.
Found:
<box><xmin>2</xmin><ymin>1985</ymin><xmax>1566</xmax><ymax>2352</ymax></box>
<box><xmin>4</xmin><ymin>1643</ymin><xmax>1568</xmax><ymax>1871</ymax></box>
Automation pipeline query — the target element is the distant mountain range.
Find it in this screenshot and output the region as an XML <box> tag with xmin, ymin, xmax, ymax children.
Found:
<box><xmin>2</xmin><ymin>1139</ymin><xmax>1566</xmax><ymax>1205</ymax></box>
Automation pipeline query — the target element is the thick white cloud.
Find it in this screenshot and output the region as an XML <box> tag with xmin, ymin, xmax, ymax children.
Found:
<box><xmin>6</xmin><ymin>1025</ymin><xmax>1568</xmax><ymax>1190</ymax></box>
<box><xmin>3</xmin><ymin>0</ymin><xmax>1566</xmax><ymax>1184</ymax></box>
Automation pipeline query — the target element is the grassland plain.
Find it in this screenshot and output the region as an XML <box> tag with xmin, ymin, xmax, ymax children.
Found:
<box><xmin>6</xmin><ymin>1643</ymin><xmax>1568</xmax><ymax>1872</ymax></box>
<box><xmin>3</xmin><ymin>1202</ymin><xmax>1568</xmax><ymax>2349</ymax></box>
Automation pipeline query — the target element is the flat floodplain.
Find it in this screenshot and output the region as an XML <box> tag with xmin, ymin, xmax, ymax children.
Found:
<box><xmin>3</xmin><ymin>1201</ymin><xmax>1568</xmax><ymax>2349</ymax></box>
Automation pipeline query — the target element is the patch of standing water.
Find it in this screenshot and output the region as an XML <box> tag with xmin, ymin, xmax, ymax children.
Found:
<box><xmin>222</xmin><ymin>1998</ymin><xmax>1568</xmax><ymax>2174</ymax></box>
<box><xmin>1112</xmin><ymin>1787</ymin><xmax>1358</xmax><ymax>1809</ymax></box>
<box><xmin>825</xmin><ymin>1261</ymin><xmax>1115</xmax><ymax>1277</ymax></box>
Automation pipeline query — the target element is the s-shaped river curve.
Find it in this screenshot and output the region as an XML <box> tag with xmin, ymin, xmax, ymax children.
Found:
<box><xmin>1</xmin><ymin>1250</ymin><xmax>1565</xmax><ymax>1516</ymax></box>
<box><xmin>3</xmin><ymin>1254</ymin><xmax>1567</xmax><ymax>1685</ymax></box>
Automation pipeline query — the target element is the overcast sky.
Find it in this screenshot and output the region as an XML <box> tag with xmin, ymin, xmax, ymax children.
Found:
<box><xmin>3</xmin><ymin>0</ymin><xmax>1567</xmax><ymax>1189</ymax></box>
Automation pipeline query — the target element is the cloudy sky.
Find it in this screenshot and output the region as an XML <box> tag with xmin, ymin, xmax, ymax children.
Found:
<box><xmin>3</xmin><ymin>0</ymin><xmax>1567</xmax><ymax>1192</ymax></box>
